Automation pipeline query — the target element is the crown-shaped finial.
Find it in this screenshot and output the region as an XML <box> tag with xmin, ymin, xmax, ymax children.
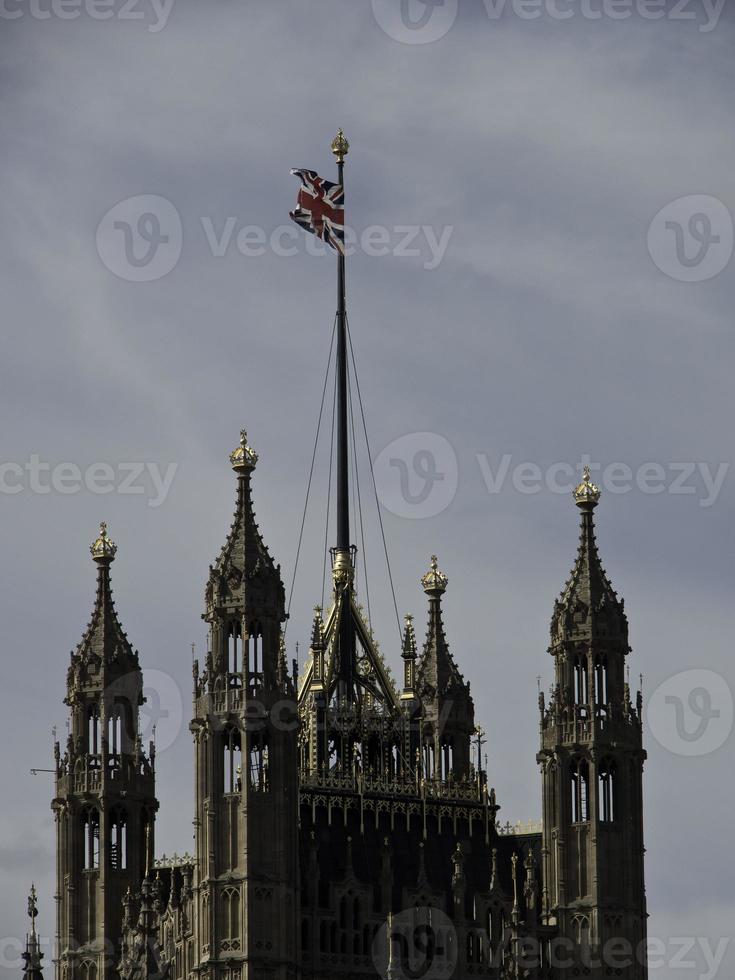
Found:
<box><xmin>331</xmin><ymin>129</ymin><xmax>349</xmax><ymax>162</ymax></box>
<box><xmin>230</xmin><ymin>429</ymin><xmax>258</xmax><ymax>472</ymax></box>
<box><xmin>573</xmin><ymin>464</ymin><xmax>601</xmax><ymax>508</ymax></box>
<box><xmin>421</xmin><ymin>554</ymin><xmax>448</xmax><ymax>594</ymax></box>
<box><xmin>90</xmin><ymin>521</ymin><xmax>117</xmax><ymax>562</ymax></box>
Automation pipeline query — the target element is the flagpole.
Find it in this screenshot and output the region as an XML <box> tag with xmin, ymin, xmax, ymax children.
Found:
<box><xmin>332</xmin><ymin>129</ymin><xmax>350</xmax><ymax>564</ymax></box>
<box><xmin>330</xmin><ymin>128</ymin><xmax>354</xmax><ymax>700</ymax></box>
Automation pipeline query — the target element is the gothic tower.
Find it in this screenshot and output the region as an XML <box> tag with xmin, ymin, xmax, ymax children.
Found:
<box><xmin>416</xmin><ymin>556</ymin><xmax>474</xmax><ymax>781</ymax></box>
<box><xmin>53</xmin><ymin>524</ymin><xmax>157</xmax><ymax>980</ymax></box>
<box><xmin>537</xmin><ymin>469</ymin><xmax>647</xmax><ymax>978</ymax></box>
<box><xmin>191</xmin><ymin>431</ymin><xmax>299</xmax><ymax>980</ymax></box>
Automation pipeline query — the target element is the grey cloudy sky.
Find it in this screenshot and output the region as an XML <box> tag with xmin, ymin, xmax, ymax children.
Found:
<box><xmin>1</xmin><ymin>1</ymin><xmax>734</xmax><ymax>976</ymax></box>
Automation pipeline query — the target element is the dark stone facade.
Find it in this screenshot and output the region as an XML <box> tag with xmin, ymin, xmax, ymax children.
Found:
<box><xmin>40</xmin><ymin>438</ymin><xmax>647</xmax><ymax>980</ymax></box>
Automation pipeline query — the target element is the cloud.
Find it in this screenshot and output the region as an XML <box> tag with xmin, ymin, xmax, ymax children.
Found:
<box><xmin>0</xmin><ymin>3</ymin><xmax>732</xmax><ymax>974</ymax></box>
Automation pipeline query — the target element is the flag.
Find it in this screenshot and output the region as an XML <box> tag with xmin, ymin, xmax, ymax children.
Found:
<box><xmin>290</xmin><ymin>169</ymin><xmax>345</xmax><ymax>254</ymax></box>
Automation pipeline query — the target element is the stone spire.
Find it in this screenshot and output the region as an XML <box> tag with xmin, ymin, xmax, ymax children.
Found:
<box><xmin>400</xmin><ymin>613</ymin><xmax>417</xmax><ymax>700</ymax></box>
<box><xmin>401</xmin><ymin>613</ymin><xmax>417</xmax><ymax>661</ymax></box>
<box><xmin>417</xmin><ymin>556</ymin><xmax>466</xmax><ymax>698</ymax></box>
<box><xmin>308</xmin><ymin>605</ymin><xmax>326</xmax><ymax>692</ymax></box>
<box><xmin>205</xmin><ymin>429</ymin><xmax>285</xmax><ymax>628</ymax></box>
<box><xmin>22</xmin><ymin>885</ymin><xmax>43</xmax><ymax>980</ymax></box>
<box><xmin>68</xmin><ymin>523</ymin><xmax>139</xmax><ymax>685</ymax></box>
<box><xmin>415</xmin><ymin>555</ymin><xmax>474</xmax><ymax>780</ymax></box>
<box><xmin>276</xmin><ymin>630</ymin><xmax>292</xmax><ymax>693</ymax></box>
<box><xmin>552</xmin><ymin>467</ymin><xmax>627</xmax><ymax>645</ymax></box>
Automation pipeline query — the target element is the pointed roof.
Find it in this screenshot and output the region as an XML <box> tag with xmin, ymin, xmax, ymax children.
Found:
<box><xmin>298</xmin><ymin>592</ymin><xmax>400</xmax><ymax>710</ymax></box>
<box><xmin>552</xmin><ymin>468</ymin><xmax>627</xmax><ymax>642</ymax></box>
<box><xmin>401</xmin><ymin>614</ymin><xmax>417</xmax><ymax>660</ymax></box>
<box><xmin>22</xmin><ymin>885</ymin><xmax>43</xmax><ymax>980</ymax></box>
<box><xmin>310</xmin><ymin>606</ymin><xmax>325</xmax><ymax>650</ymax></box>
<box><xmin>417</xmin><ymin>556</ymin><xmax>468</xmax><ymax>700</ymax></box>
<box><xmin>205</xmin><ymin>430</ymin><xmax>284</xmax><ymax>620</ymax></box>
<box><xmin>276</xmin><ymin>630</ymin><xmax>292</xmax><ymax>692</ymax></box>
<box><xmin>67</xmin><ymin>525</ymin><xmax>139</xmax><ymax>697</ymax></box>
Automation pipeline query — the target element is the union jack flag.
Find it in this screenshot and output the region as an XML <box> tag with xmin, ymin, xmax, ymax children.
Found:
<box><xmin>290</xmin><ymin>169</ymin><xmax>345</xmax><ymax>254</ymax></box>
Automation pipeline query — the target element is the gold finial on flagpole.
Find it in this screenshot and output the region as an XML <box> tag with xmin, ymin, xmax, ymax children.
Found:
<box><xmin>331</xmin><ymin>129</ymin><xmax>349</xmax><ymax>162</ymax></box>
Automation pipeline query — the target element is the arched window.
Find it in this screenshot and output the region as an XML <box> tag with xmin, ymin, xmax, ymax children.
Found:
<box><xmin>107</xmin><ymin>704</ymin><xmax>124</xmax><ymax>762</ymax></box>
<box><xmin>573</xmin><ymin>914</ymin><xmax>590</xmax><ymax>951</ymax></box>
<box><xmin>201</xmin><ymin>895</ymin><xmax>210</xmax><ymax>947</ymax></box>
<box><xmin>228</xmin><ymin>621</ymin><xmax>242</xmax><ymax>686</ymax></box>
<box><xmin>594</xmin><ymin>656</ymin><xmax>608</xmax><ymax>705</ymax></box>
<box><xmin>598</xmin><ymin>758</ymin><xmax>617</xmax><ymax>822</ymax></box>
<box><xmin>440</xmin><ymin>740</ymin><xmax>454</xmax><ymax>779</ymax></box>
<box><xmin>570</xmin><ymin>758</ymin><xmax>590</xmax><ymax>823</ymax></box>
<box><xmin>249</xmin><ymin>737</ymin><xmax>269</xmax><ymax>791</ymax></box>
<box><xmin>223</xmin><ymin>728</ymin><xmax>242</xmax><ymax>794</ymax></box>
<box><xmin>109</xmin><ymin>808</ymin><xmax>127</xmax><ymax>870</ymax></box>
<box><xmin>247</xmin><ymin>622</ymin><xmax>263</xmax><ymax>694</ymax></box>
<box><xmin>487</xmin><ymin>908</ymin><xmax>499</xmax><ymax>956</ymax></box>
<box><xmin>573</xmin><ymin>655</ymin><xmax>589</xmax><ymax>706</ymax></box>
<box><xmin>87</xmin><ymin>705</ymin><xmax>101</xmax><ymax>756</ymax></box>
<box><xmin>82</xmin><ymin>808</ymin><xmax>100</xmax><ymax>869</ymax></box>
<box><xmin>222</xmin><ymin>888</ymin><xmax>240</xmax><ymax>940</ymax></box>
<box><xmin>423</xmin><ymin>741</ymin><xmax>436</xmax><ymax>778</ymax></box>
